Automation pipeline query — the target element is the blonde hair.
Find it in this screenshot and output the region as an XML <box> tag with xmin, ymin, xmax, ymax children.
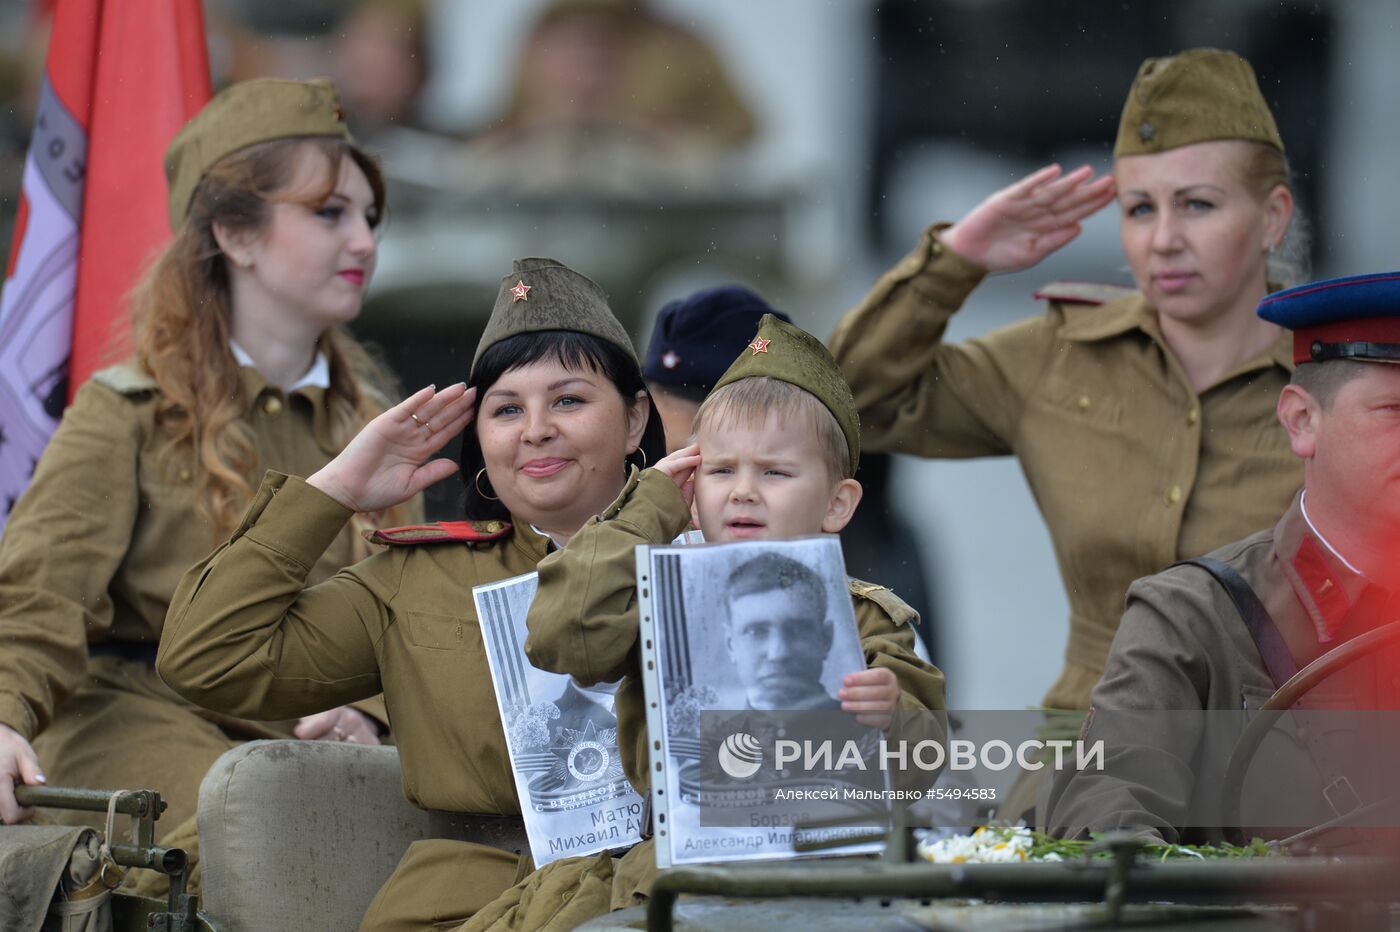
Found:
<box><xmin>130</xmin><ymin>137</ymin><xmax>412</xmax><ymax>550</ymax></box>
<box><xmin>1238</xmin><ymin>141</ymin><xmax>1310</xmax><ymax>289</ymax></box>
<box><xmin>695</xmin><ymin>377</ymin><xmax>851</xmax><ymax>481</ymax></box>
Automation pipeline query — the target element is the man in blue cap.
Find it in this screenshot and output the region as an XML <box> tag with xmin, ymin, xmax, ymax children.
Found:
<box><xmin>1046</xmin><ymin>271</ymin><xmax>1400</xmax><ymax>845</ymax></box>
<box><xmin>642</xmin><ymin>285</ymin><xmax>791</xmax><ymax>452</ymax></box>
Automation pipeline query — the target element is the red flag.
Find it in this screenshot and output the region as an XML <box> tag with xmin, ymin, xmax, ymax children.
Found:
<box><xmin>0</xmin><ymin>0</ymin><xmax>210</xmax><ymax>526</ymax></box>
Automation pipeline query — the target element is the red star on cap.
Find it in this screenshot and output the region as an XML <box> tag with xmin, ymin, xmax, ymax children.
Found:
<box><xmin>748</xmin><ymin>337</ymin><xmax>771</xmax><ymax>355</ymax></box>
<box><xmin>510</xmin><ymin>280</ymin><xmax>531</xmax><ymax>302</ymax></box>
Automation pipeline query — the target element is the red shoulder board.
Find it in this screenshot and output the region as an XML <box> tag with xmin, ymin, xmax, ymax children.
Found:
<box><xmin>1032</xmin><ymin>281</ymin><xmax>1137</xmax><ymax>306</ymax></box>
<box><xmin>363</xmin><ymin>520</ymin><xmax>512</xmax><ymax>546</ymax></box>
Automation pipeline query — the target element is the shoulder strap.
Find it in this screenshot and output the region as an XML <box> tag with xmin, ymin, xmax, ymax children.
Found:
<box><xmin>90</xmin><ymin>363</ymin><xmax>159</xmax><ymax>395</ymax></box>
<box><xmin>364</xmin><ymin>520</ymin><xmax>512</xmax><ymax>546</ymax></box>
<box><xmin>1032</xmin><ymin>280</ymin><xmax>1138</xmax><ymax>306</ymax></box>
<box><xmin>847</xmin><ymin>578</ymin><xmax>917</xmax><ymax>627</ymax></box>
<box><xmin>1174</xmin><ymin>557</ymin><xmax>1299</xmax><ymax>689</ymax></box>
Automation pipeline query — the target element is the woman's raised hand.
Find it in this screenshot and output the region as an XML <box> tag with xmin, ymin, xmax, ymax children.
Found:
<box><xmin>942</xmin><ymin>164</ymin><xmax>1117</xmax><ymax>273</ymax></box>
<box><xmin>308</xmin><ymin>383</ymin><xmax>477</xmax><ymax>513</ymax></box>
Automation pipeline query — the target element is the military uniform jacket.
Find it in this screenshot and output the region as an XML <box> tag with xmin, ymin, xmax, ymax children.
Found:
<box><xmin>522</xmin><ymin>467</ymin><xmax>948</xmax><ymax>798</ymax></box>
<box><xmin>159</xmin><ymin>471</ymin><xmax>545</xmax><ymax>815</ymax></box>
<box><xmin>0</xmin><ymin>364</ymin><xmax>380</xmax><ymax>742</ymax></box>
<box><xmin>828</xmin><ymin>225</ymin><xmax>1303</xmax><ymax>710</ymax></box>
<box><xmin>1046</xmin><ymin>494</ymin><xmax>1400</xmax><ymax>843</ymax></box>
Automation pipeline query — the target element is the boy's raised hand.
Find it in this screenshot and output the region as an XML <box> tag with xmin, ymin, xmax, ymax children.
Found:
<box><xmin>839</xmin><ymin>667</ymin><xmax>900</xmax><ymax>730</ymax></box>
<box><xmin>652</xmin><ymin>442</ymin><xmax>701</xmax><ymax>508</ymax></box>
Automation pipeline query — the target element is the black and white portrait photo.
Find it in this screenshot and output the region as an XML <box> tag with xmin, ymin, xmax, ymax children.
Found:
<box><xmin>474</xmin><ymin>573</ymin><xmax>646</xmax><ymax>866</ymax></box>
<box><xmin>639</xmin><ymin>536</ymin><xmax>883</xmax><ymax>867</ymax></box>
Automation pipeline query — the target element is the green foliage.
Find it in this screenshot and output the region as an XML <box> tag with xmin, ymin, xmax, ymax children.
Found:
<box><xmin>1028</xmin><ymin>830</ymin><xmax>1274</xmax><ymax>861</ymax></box>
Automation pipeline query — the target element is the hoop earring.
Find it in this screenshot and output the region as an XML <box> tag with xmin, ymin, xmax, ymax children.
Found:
<box><xmin>626</xmin><ymin>448</ymin><xmax>647</xmax><ymax>475</ymax></box>
<box><xmin>475</xmin><ymin>468</ymin><xmax>499</xmax><ymax>501</ymax></box>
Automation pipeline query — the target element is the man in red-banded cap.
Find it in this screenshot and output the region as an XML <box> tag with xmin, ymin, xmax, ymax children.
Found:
<box><xmin>1047</xmin><ymin>271</ymin><xmax>1400</xmax><ymax>845</ymax></box>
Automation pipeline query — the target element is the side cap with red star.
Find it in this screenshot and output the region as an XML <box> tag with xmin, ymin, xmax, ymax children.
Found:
<box><xmin>472</xmin><ymin>258</ymin><xmax>636</xmax><ymax>372</ymax></box>
<box><xmin>711</xmin><ymin>313</ymin><xmax>861</xmax><ymax>475</ymax></box>
<box><xmin>1257</xmin><ymin>271</ymin><xmax>1400</xmax><ymax>365</ymax></box>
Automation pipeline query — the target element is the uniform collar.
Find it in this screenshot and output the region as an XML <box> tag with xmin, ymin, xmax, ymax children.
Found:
<box><xmin>234</xmin><ymin>348</ymin><xmax>337</xmax><ymax>455</ymax></box>
<box><xmin>507</xmin><ymin>513</ymin><xmax>554</xmax><ymax>563</ymax></box>
<box><xmin>1056</xmin><ymin>291</ymin><xmax>1157</xmax><ymax>342</ymax></box>
<box><xmin>230</xmin><ymin>340</ymin><xmax>331</xmax><ymax>392</ymax></box>
<box><xmin>1056</xmin><ymin>292</ymin><xmax>1294</xmax><ymax>380</ymax></box>
<box><xmin>1276</xmin><ymin>492</ymin><xmax>1377</xmax><ymax>642</ymax></box>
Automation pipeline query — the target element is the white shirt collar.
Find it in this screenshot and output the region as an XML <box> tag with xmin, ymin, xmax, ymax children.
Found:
<box><xmin>1300</xmin><ymin>488</ymin><xmax>1365</xmax><ymax>578</ymax></box>
<box><xmin>529</xmin><ymin>523</ymin><xmax>568</xmax><ymax>549</ymax></box>
<box><xmin>230</xmin><ymin>340</ymin><xmax>330</xmax><ymax>392</ymax></box>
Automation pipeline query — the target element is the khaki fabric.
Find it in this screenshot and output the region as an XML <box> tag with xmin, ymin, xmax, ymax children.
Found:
<box><xmin>0</xmin><ymin>364</ymin><xmax>393</xmax><ymax>855</ymax></box>
<box><xmin>0</xmin><ymin>825</ymin><xmax>97</xmax><ymax>932</ymax></box>
<box><xmin>165</xmin><ymin>78</ymin><xmax>350</xmax><ymax>228</ymax></box>
<box><xmin>474</xmin><ymin>258</ymin><xmax>635</xmax><ymax>369</ymax></box>
<box><xmin>159</xmin><ymin>473</ymin><xmax>556</xmax><ymax>928</ymax></box>
<box><xmin>194</xmin><ymin>741</ymin><xmax>432</xmax><ymax>932</ymax></box>
<box><xmin>828</xmin><ymin>227</ymin><xmax>1303</xmax><ymax>711</ymax></box>
<box><xmin>713</xmin><ymin>314</ymin><xmax>861</xmax><ymax>475</ymax></box>
<box><xmin>1046</xmin><ymin>496</ymin><xmax>1400</xmax><ymax>843</ymax></box>
<box><xmin>1114</xmin><ymin>49</ymin><xmax>1283</xmax><ymax>157</ymax></box>
<box><xmin>509</xmin><ymin>468</ymin><xmax>946</xmax><ymax>928</ymax></box>
<box><xmin>450</xmin><ymin>848</ymin><xmax>624</xmax><ymax>932</ymax></box>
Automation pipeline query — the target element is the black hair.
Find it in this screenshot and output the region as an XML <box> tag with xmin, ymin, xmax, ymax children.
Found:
<box><xmin>725</xmin><ymin>552</ymin><xmax>828</xmax><ymax>620</ymax></box>
<box><xmin>460</xmin><ymin>330</ymin><xmax>667</xmax><ymax>521</ymax></box>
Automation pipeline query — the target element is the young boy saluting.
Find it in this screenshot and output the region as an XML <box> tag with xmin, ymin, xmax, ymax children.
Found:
<box><xmin>454</xmin><ymin>316</ymin><xmax>944</xmax><ymax>932</ymax></box>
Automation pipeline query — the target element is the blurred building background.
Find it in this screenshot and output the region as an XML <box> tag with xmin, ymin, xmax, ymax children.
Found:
<box><xmin>1</xmin><ymin>0</ymin><xmax>1396</xmax><ymax>708</ymax></box>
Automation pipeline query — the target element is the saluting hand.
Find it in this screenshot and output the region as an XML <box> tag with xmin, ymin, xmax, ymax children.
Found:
<box><xmin>839</xmin><ymin>667</ymin><xmax>901</xmax><ymax>731</ymax></box>
<box><xmin>653</xmin><ymin>442</ymin><xmax>701</xmax><ymax>509</ymax></box>
<box><xmin>943</xmin><ymin>163</ymin><xmax>1116</xmax><ymax>274</ymax></box>
<box><xmin>308</xmin><ymin>384</ymin><xmax>477</xmax><ymax>513</ymax></box>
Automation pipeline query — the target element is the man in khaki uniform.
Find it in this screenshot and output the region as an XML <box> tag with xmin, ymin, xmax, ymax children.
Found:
<box><xmin>1047</xmin><ymin>271</ymin><xmax>1400</xmax><ymax>843</ymax></box>
<box><xmin>0</xmin><ymin>79</ymin><xmax>398</xmax><ymax>867</ymax></box>
<box><xmin>467</xmin><ymin>315</ymin><xmax>947</xmax><ymax>932</ymax></box>
<box><xmin>829</xmin><ymin>50</ymin><xmax>1304</xmax><ymax>728</ymax></box>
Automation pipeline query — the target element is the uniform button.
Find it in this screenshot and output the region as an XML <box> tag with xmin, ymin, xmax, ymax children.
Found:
<box><xmin>261</xmin><ymin>395</ymin><xmax>283</xmax><ymax>418</ymax></box>
<box><xmin>1166</xmin><ymin>485</ymin><xmax>1182</xmax><ymax>505</ymax></box>
<box><xmin>1077</xmin><ymin>395</ymin><xmax>1091</xmax><ymax>410</ymax></box>
<box><xmin>1187</xmin><ymin>408</ymin><xmax>1199</xmax><ymax>426</ymax></box>
<box><xmin>177</xmin><ymin>468</ymin><xmax>192</xmax><ymax>482</ymax></box>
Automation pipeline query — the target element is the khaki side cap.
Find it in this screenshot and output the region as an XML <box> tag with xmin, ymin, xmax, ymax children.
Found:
<box><xmin>1114</xmin><ymin>48</ymin><xmax>1283</xmax><ymax>157</ymax></box>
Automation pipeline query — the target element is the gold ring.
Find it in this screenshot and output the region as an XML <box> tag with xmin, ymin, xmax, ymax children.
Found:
<box><xmin>333</xmin><ymin>727</ymin><xmax>348</xmax><ymax>742</ymax></box>
<box><xmin>410</xmin><ymin>413</ymin><xmax>426</xmax><ymax>428</ymax></box>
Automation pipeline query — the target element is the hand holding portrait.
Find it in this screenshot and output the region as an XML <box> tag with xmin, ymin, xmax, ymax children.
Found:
<box><xmin>839</xmin><ymin>666</ymin><xmax>900</xmax><ymax>731</ymax></box>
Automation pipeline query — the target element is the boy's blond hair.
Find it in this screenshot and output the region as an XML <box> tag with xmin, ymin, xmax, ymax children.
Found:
<box><xmin>694</xmin><ymin>377</ymin><xmax>852</xmax><ymax>481</ymax></box>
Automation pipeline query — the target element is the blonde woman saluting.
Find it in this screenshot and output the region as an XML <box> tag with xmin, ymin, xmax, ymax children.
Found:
<box><xmin>830</xmin><ymin>49</ymin><xmax>1305</xmax><ymax>819</ymax></box>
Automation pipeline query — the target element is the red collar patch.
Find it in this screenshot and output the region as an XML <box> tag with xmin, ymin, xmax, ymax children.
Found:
<box><xmin>1292</xmin><ymin>536</ymin><xmax>1355</xmax><ymax>639</ymax></box>
<box><xmin>364</xmin><ymin>520</ymin><xmax>512</xmax><ymax>546</ymax></box>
